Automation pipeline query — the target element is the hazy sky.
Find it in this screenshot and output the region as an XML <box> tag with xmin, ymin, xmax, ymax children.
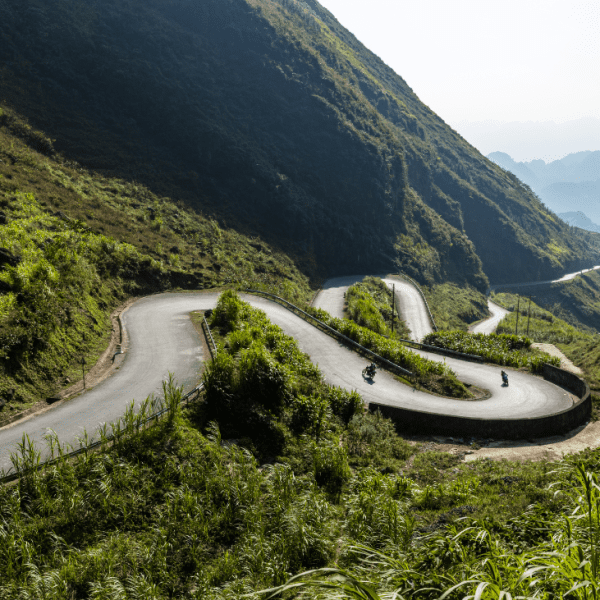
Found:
<box><xmin>316</xmin><ymin>0</ymin><xmax>600</xmax><ymax>160</ymax></box>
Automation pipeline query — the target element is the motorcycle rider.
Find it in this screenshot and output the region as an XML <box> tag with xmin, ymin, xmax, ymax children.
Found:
<box><xmin>501</xmin><ymin>370</ymin><xmax>508</xmax><ymax>385</ymax></box>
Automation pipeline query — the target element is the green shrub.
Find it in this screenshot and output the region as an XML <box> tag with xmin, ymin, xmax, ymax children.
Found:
<box><xmin>210</xmin><ymin>289</ymin><xmax>244</xmax><ymax>331</ymax></box>
<box><xmin>203</xmin><ymin>352</ymin><xmax>238</xmax><ymax>421</ymax></box>
<box><xmin>306</xmin><ymin>308</ymin><xmax>472</xmax><ymax>398</ymax></box>
<box><xmin>291</xmin><ymin>394</ymin><xmax>330</xmax><ymax>441</ymax></box>
<box><xmin>422</xmin><ymin>330</ymin><xmax>560</xmax><ymax>372</ymax></box>
<box><xmin>312</xmin><ymin>442</ymin><xmax>351</xmax><ymax>502</ymax></box>
<box><xmin>345</xmin><ymin>411</ymin><xmax>412</xmax><ymax>462</ymax></box>
<box><xmin>238</xmin><ymin>344</ymin><xmax>291</xmax><ymax>415</ymax></box>
<box><xmin>345</xmin><ymin>277</ymin><xmax>411</xmax><ymax>338</ymax></box>
<box><xmin>325</xmin><ymin>386</ymin><xmax>364</xmax><ymax>424</ymax></box>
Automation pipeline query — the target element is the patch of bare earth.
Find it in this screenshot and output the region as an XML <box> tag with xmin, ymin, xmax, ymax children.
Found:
<box><xmin>399</xmin><ymin>420</ymin><xmax>600</xmax><ymax>464</ymax></box>
<box><xmin>532</xmin><ymin>342</ymin><xmax>583</xmax><ymax>375</ymax></box>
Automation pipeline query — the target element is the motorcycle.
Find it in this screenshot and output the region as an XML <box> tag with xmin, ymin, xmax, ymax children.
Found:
<box><xmin>362</xmin><ymin>362</ymin><xmax>377</xmax><ymax>380</ymax></box>
<box><xmin>501</xmin><ymin>370</ymin><xmax>509</xmax><ymax>387</ymax></box>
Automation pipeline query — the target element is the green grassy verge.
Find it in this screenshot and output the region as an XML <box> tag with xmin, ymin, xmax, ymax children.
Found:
<box><xmin>422</xmin><ymin>330</ymin><xmax>560</xmax><ymax>372</ymax></box>
<box><xmin>0</xmin><ymin>107</ymin><xmax>314</xmax><ymax>416</ymax></box>
<box><xmin>493</xmin><ymin>291</ymin><xmax>600</xmax><ymax>390</ymax></box>
<box><xmin>492</xmin><ymin>291</ymin><xmax>590</xmax><ymax>343</ymax></box>
<box><xmin>345</xmin><ymin>276</ymin><xmax>411</xmax><ymax>339</ymax></box>
<box><xmin>493</xmin><ymin>271</ymin><xmax>600</xmax><ymax>334</ymax></box>
<box><xmin>421</xmin><ymin>282</ymin><xmax>488</xmax><ymax>331</ymax></box>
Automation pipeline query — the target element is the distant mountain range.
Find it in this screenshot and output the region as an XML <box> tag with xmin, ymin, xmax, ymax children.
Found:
<box><xmin>488</xmin><ymin>151</ymin><xmax>600</xmax><ymax>229</ymax></box>
<box><xmin>557</xmin><ymin>212</ymin><xmax>600</xmax><ymax>234</ymax></box>
<box><xmin>457</xmin><ymin>118</ymin><xmax>600</xmax><ymax>163</ymax></box>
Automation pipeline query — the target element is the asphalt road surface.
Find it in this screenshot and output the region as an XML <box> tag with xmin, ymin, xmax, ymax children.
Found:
<box><xmin>470</xmin><ymin>301</ymin><xmax>510</xmax><ymax>335</ymax></box>
<box><xmin>0</xmin><ymin>290</ymin><xmax>574</xmax><ymax>472</ymax></box>
<box><xmin>489</xmin><ymin>265</ymin><xmax>600</xmax><ymax>292</ymax></box>
<box><xmin>478</xmin><ymin>265</ymin><xmax>600</xmax><ymax>335</ymax></box>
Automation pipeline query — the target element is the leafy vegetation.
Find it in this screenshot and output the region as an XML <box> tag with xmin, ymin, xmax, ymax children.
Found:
<box><xmin>203</xmin><ymin>291</ymin><xmax>364</xmax><ymax>460</ymax></box>
<box><xmin>422</xmin><ymin>282</ymin><xmax>489</xmax><ymax>331</ymax></box>
<box><xmin>493</xmin><ymin>291</ymin><xmax>590</xmax><ymax>343</ymax></box>
<box><xmin>3</xmin><ymin>0</ymin><xmax>600</xmax><ymax>596</ymax></box>
<box><xmin>0</xmin><ymin>290</ymin><xmax>594</xmax><ymax>598</ymax></box>
<box><xmin>423</xmin><ymin>330</ymin><xmax>560</xmax><ymax>373</ymax></box>
<box><xmin>261</xmin><ymin>461</ymin><xmax>600</xmax><ymax>599</ymax></box>
<box><xmin>4</xmin><ymin>373</ymin><xmax>600</xmax><ymax>598</ymax></box>
<box><xmin>494</xmin><ymin>271</ymin><xmax>600</xmax><ymax>334</ymax></box>
<box><xmin>493</xmin><ymin>291</ymin><xmax>600</xmax><ymax>390</ymax></box>
<box><xmin>1</xmin><ymin>0</ymin><xmax>597</xmax><ymax>289</ymax></box>
<box><xmin>0</xmin><ymin>109</ymin><xmax>313</xmax><ymax>418</ymax></box>
<box><xmin>345</xmin><ymin>276</ymin><xmax>411</xmax><ymax>339</ymax></box>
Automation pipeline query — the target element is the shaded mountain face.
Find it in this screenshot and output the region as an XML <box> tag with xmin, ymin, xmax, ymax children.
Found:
<box><xmin>1</xmin><ymin>0</ymin><xmax>598</xmax><ymax>288</ymax></box>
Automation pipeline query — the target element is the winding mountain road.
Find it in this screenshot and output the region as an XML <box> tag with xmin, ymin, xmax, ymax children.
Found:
<box><xmin>490</xmin><ymin>265</ymin><xmax>600</xmax><ymax>292</ymax></box>
<box><xmin>0</xmin><ymin>288</ymin><xmax>575</xmax><ymax>472</ymax></box>
<box><xmin>470</xmin><ymin>301</ymin><xmax>510</xmax><ymax>335</ymax></box>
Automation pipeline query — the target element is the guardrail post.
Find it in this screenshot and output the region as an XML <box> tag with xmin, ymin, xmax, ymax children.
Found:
<box><xmin>203</xmin><ymin>312</ymin><xmax>218</xmax><ymax>358</ymax></box>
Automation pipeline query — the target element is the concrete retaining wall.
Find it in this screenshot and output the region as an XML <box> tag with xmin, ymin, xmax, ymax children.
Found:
<box><xmin>370</xmin><ymin>364</ymin><xmax>591</xmax><ymax>440</ymax></box>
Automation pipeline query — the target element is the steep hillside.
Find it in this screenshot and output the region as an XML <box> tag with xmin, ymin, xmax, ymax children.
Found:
<box><xmin>0</xmin><ymin>109</ymin><xmax>311</xmax><ymax>414</ymax></box>
<box><xmin>0</xmin><ymin>0</ymin><xmax>598</xmax><ymax>288</ymax></box>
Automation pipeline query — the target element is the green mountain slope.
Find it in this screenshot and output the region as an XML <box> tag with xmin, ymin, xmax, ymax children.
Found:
<box><xmin>1</xmin><ymin>0</ymin><xmax>597</xmax><ymax>289</ymax></box>
<box><xmin>0</xmin><ymin>109</ymin><xmax>311</xmax><ymax>414</ymax></box>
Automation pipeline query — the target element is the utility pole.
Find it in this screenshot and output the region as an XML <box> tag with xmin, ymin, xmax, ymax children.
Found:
<box><xmin>515</xmin><ymin>295</ymin><xmax>520</xmax><ymax>335</ymax></box>
<box><xmin>391</xmin><ymin>284</ymin><xmax>395</xmax><ymax>335</ymax></box>
<box><xmin>81</xmin><ymin>357</ymin><xmax>87</xmax><ymax>389</ymax></box>
<box><xmin>526</xmin><ymin>296</ymin><xmax>532</xmax><ymax>337</ymax></box>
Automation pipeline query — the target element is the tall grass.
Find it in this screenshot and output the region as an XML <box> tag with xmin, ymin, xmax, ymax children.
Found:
<box><xmin>204</xmin><ymin>291</ymin><xmax>364</xmax><ymax>458</ymax></box>
<box><xmin>255</xmin><ymin>462</ymin><xmax>600</xmax><ymax>599</ymax></box>
<box><xmin>4</xmin><ymin>292</ymin><xmax>598</xmax><ymax>599</ymax></box>
<box><xmin>2</xmin><ymin>377</ymin><xmax>591</xmax><ymax>599</ymax></box>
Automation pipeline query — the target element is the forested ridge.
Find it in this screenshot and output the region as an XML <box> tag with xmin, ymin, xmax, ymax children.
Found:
<box><xmin>0</xmin><ymin>0</ymin><xmax>598</xmax><ymax>290</ymax></box>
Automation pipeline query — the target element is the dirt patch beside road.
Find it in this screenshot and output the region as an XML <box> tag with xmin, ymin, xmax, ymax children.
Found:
<box><xmin>399</xmin><ymin>417</ymin><xmax>599</xmax><ymax>464</ymax></box>
<box><xmin>532</xmin><ymin>342</ymin><xmax>583</xmax><ymax>375</ymax></box>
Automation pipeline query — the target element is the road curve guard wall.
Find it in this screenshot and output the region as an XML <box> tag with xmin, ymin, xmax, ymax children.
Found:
<box><xmin>370</xmin><ymin>364</ymin><xmax>591</xmax><ymax>440</ymax></box>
